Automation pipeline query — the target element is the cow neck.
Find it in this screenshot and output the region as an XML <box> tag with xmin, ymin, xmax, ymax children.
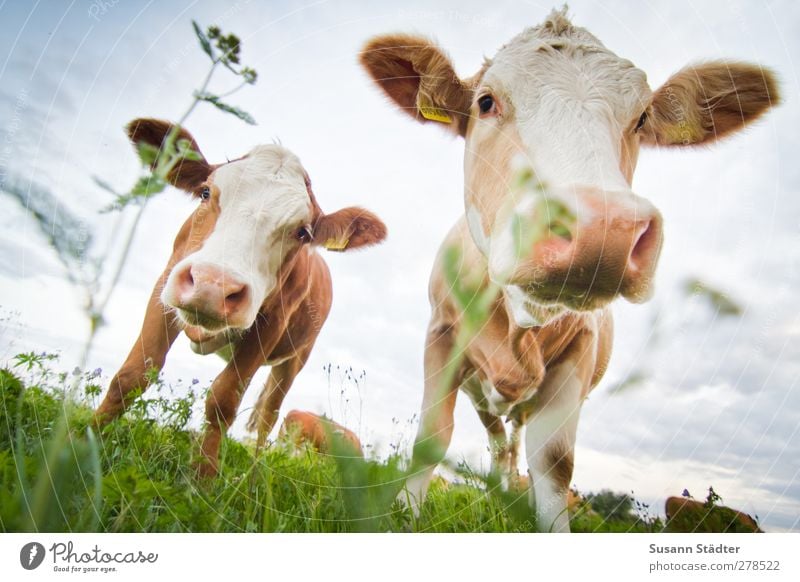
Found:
<box><xmin>259</xmin><ymin>245</ymin><xmax>313</xmax><ymax>314</ymax></box>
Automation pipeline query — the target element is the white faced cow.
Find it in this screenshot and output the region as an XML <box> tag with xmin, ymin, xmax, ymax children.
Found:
<box><xmin>94</xmin><ymin>118</ymin><xmax>387</xmax><ymax>476</ymax></box>
<box><xmin>360</xmin><ymin>8</ymin><xmax>779</xmax><ymax>531</ymax></box>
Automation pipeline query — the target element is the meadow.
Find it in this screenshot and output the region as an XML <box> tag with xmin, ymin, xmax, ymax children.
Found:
<box><xmin>0</xmin><ymin>352</ymin><xmax>666</xmax><ymax>534</ymax></box>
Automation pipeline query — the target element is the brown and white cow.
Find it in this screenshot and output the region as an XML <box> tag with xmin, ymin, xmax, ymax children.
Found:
<box><xmin>360</xmin><ymin>8</ymin><xmax>779</xmax><ymax>531</ymax></box>
<box><xmin>279</xmin><ymin>409</ymin><xmax>364</xmax><ymax>457</ymax></box>
<box><xmin>94</xmin><ymin>118</ymin><xmax>386</xmax><ymax>476</ymax></box>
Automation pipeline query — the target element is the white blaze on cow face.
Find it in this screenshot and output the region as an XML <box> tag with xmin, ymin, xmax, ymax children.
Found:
<box><xmin>464</xmin><ymin>24</ymin><xmax>663</xmax><ymax>323</ymax></box>
<box><xmin>162</xmin><ymin>145</ymin><xmax>313</xmax><ymax>333</ymax></box>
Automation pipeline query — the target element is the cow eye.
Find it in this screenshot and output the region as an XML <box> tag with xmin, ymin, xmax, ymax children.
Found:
<box><xmin>634</xmin><ymin>111</ymin><xmax>648</xmax><ymax>132</ymax></box>
<box><xmin>478</xmin><ymin>94</ymin><xmax>496</xmax><ymax>116</ymax></box>
<box><xmin>296</xmin><ymin>225</ymin><xmax>313</xmax><ymax>243</ymax></box>
<box><xmin>200</xmin><ymin>186</ymin><xmax>211</xmax><ymax>201</ymax></box>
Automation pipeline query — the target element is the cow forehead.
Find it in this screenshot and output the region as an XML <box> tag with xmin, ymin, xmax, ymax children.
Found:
<box><xmin>485</xmin><ymin>24</ymin><xmax>650</xmax><ymax>118</ymax></box>
<box><xmin>211</xmin><ymin>144</ymin><xmax>311</xmax><ymax>222</ymax></box>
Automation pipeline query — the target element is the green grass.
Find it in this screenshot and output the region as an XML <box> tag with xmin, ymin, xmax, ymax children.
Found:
<box><xmin>0</xmin><ymin>360</ymin><xmax>661</xmax><ymax>533</ymax></box>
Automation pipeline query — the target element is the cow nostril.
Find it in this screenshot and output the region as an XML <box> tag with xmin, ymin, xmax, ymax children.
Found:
<box><xmin>224</xmin><ymin>285</ymin><xmax>249</xmax><ymax>310</ymax></box>
<box><xmin>629</xmin><ymin>219</ymin><xmax>657</xmax><ymax>270</ymax></box>
<box><xmin>175</xmin><ymin>265</ymin><xmax>195</xmax><ymax>296</ymax></box>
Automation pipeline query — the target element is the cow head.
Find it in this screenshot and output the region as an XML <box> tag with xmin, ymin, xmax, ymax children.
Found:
<box><xmin>126</xmin><ymin>118</ymin><xmax>387</xmax><ymax>340</ymax></box>
<box><xmin>360</xmin><ymin>8</ymin><xmax>779</xmax><ymax>325</ymax></box>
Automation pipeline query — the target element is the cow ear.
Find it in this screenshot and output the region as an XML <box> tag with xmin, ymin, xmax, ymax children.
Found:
<box><xmin>125</xmin><ymin>118</ymin><xmax>213</xmax><ymax>191</ymax></box>
<box><xmin>359</xmin><ymin>34</ymin><xmax>473</xmax><ymax>137</ymax></box>
<box><xmin>313</xmin><ymin>207</ymin><xmax>387</xmax><ymax>252</ymax></box>
<box><xmin>642</xmin><ymin>61</ymin><xmax>780</xmax><ymax>147</ymax></box>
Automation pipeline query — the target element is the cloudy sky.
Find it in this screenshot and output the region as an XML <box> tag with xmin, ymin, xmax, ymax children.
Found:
<box><xmin>0</xmin><ymin>0</ymin><xmax>798</xmax><ymax>531</ymax></box>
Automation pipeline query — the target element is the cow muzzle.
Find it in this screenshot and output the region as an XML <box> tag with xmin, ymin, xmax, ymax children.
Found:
<box><xmin>164</xmin><ymin>261</ymin><xmax>254</xmax><ymax>331</ymax></box>
<box><xmin>489</xmin><ymin>186</ymin><xmax>664</xmax><ymax>310</ymax></box>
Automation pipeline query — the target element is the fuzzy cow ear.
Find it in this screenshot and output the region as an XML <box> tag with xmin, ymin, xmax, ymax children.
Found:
<box><xmin>642</xmin><ymin>62</ymin><xmax>780</xmax><ymax>147</ymax></box>
<box><xmin>359</xmin><ymin>34</ymin><xmax>473</xmax><ymax>136</ymax></box>
<box><xmin>313</xmin><ymin>207</ymin><xmax>387</xmax><ymax>252</ymax></box>
<box><xmin>125</xmin><ymin>118</ymin><xmax>213</xmax><ymax>191</ymax></box>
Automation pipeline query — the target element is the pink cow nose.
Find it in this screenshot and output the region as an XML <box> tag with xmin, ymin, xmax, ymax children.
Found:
<box><xmin>510</xmin><ymin>189</ymin><xmax>664</xmax><ymax>307</ymax></box>
<box><xmin>171</xmin><ymin>262</ymin><xmax>251</xmax><ymax>325</ymax></box>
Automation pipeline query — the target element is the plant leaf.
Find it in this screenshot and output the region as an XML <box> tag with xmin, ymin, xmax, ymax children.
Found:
<box><xmin>192</xmin><ymin>20</ymin><xmax>214</xmax><ymax>61</ymax></box>
<box><xmin>135</xmin><ymin>142</ymin><xmax>160</xmax><ymax>167</ymax></box>
<box><xmin>92</xmin><ymin>175</ymin><xmax>120</xmax><ymax>197</ymax></box>
<box><xmin>131</xmin><ymin>175</ymin><xmax>167</xmax><ymax>197</ymax></box>
<box><xmin>194</xmin><ymin>91</ymin><xmax>256</xmax><ymax>125</ymax></box>
<box><xmin>176</xmin><ymin>139</ymin><xmax>203</xmax><ymax>161</ymax></box>
<box><xmin>3</xmin><ymin>176</ymin><xmax>94</xmax><ymax>267</ymax></box>
<box><xmin>181</xmin><ymin>149</ymin><xmax>204</xmax><ymax>161</ymax></box>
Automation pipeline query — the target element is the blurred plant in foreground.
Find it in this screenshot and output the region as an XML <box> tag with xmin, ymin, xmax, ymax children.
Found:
<box><xmin>3</xmin><ymin>20</ymin><xmax>259</xmax><ymax>382</ymax></box>
<box><xmin>1</xmin><ymin>20</ymin><xmax>258</xmax><ymax>532</ymax></box>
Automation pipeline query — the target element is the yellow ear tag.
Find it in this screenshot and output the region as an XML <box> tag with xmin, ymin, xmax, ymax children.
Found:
<box><xmin>323</xmin><ymin>237</ymin><xmax>349</xmax><ymax>251</ymax></box>
<box><xmin>417</xmin><ymin>94</ymin><xmax>452</xmax><ymax>124</ymax></box>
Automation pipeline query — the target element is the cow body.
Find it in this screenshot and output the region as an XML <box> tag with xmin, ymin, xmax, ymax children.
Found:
<box><xmin>434</xmin><ymin>218</ymin><xmax>613</xmax><ymax>481</ymax></box>
<box><xmin>415</xmin><ymin>219</ymin><xmax>613</xmax><ymax>528</ymax></box>
<box><xmin>94</xmin><ymin>118</ymin><xmax>386</xmax><ymax>476</ymax></box>
<box><xmin>665</xmin><ymin>497</ymin><xmax>762</xmax><ymax>533</ymax></box>
<box><xmin>360</xmin><ymin>8</ymin><xmax>778</xmax><ymax>531</ymax></box>
<box><xmin>279</xmin><ymin>410</ymin><xmax>363</xmax><ymax>457</ymax></box>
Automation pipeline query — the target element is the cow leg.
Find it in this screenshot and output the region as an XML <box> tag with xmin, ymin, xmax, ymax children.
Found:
<box><xmin>402</xmin><ymin>324</ymin><xmax>461</xmax><ymax>513</ymax></box>
<box><xmin>94</xmin><ymin>273</ymin><xmax>180</xmax><ymax>424</ymax></box>
<box><xmin>525</xmin><ymin>366</ymin><xmax>581</xmax><ymax>533</ymax></box>
<box><xmin>475</xmin><ymin>409</ymin><xmax>511</xmax><ymax>487</ymax></box>
<box><xmin>247</xmin><ymin>348</ymin><xmax>312</xmax><ymax>449</ymax></box>
<box><xmin>198</xmin><ymin>317</ymin><xmax>283</xmax><ymax>477</ymax></box>
<box><xmin>199</xmin><ymin>363</ymin><xmax>259</xmax><ymax>478</ymax></box>
<box><xmin>508</xmin><ymin>418</ymin><xmax>524</xmax><ymax>477</ymax></box>
<box><xmin>525</xmin><ymin>333</ymin><xmax>595</xmax><ymax>533</ymax></box>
